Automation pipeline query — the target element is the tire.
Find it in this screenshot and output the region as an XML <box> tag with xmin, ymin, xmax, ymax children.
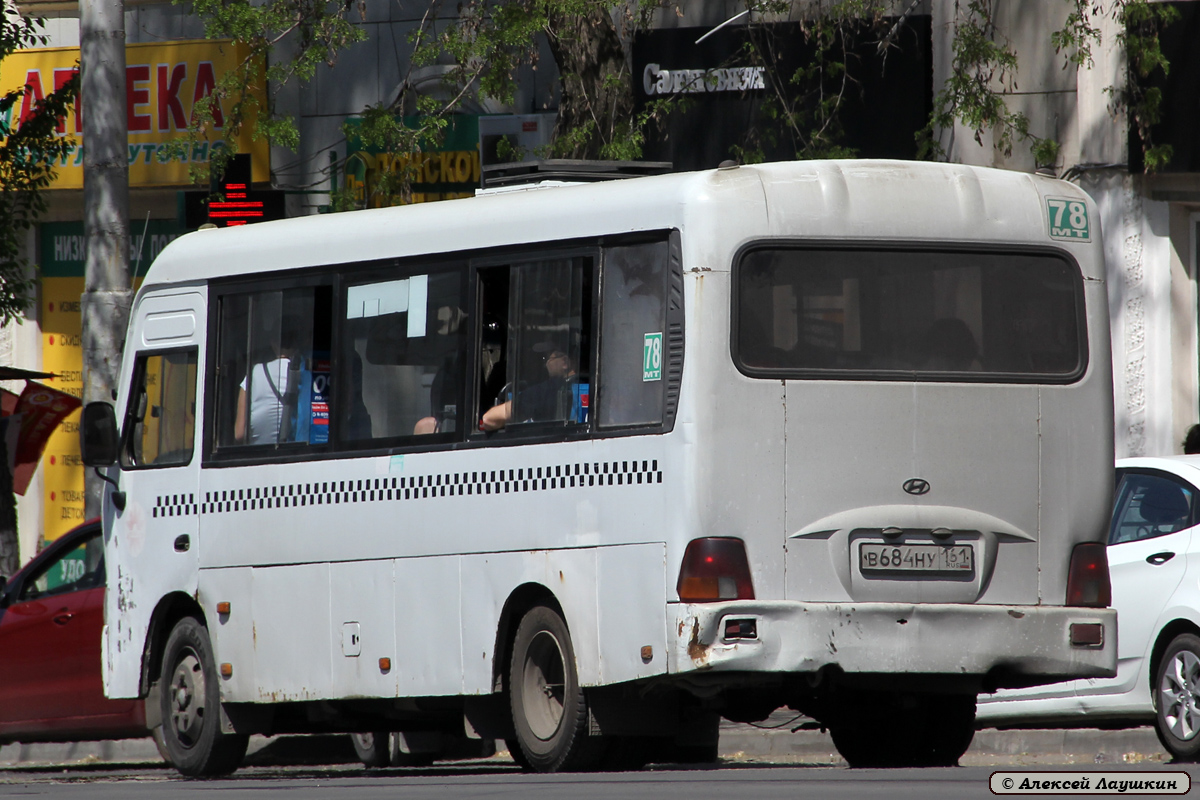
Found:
<box><xmin>158</xmin><ymin>617</ymin><xmax>249</xmax><ymax>777</ymax></box>
<box><xmin>1154</xmin><ymin>633</ymin><xmax>1200</xmax><ymax>761</ymax></box>
<box><xmin>829</xmin><ymin>690</ymin><xmax>975</xmax><ymax>768</ymax></box>
<box><xmin>508</xmin><ymin>605</ymin><xmax>603</xmax><ymax>772</ymax></box>
<box><xmin>151</xmin><ymin>725</ymin><xmax>171</xmax><ymax>763</ymax></box>
<box><xmin>505</xmin><ymin>737</ymin><xmax>533</xmax><ymax>770</ymax></box>
<box><xmin>351</xmin><ymin>732</ymin><xmax>391</xmax><ymax>768</ymax></box>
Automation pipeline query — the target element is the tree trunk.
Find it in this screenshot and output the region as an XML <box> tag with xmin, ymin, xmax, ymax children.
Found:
<box><xmin>544</xmin><ymin>6</ymin><xmax>635</xmax><ymax>159</ymax></box>
<box><xmin>81</xmin><ymin>0</ymin><xmax>132</xmax><ymax>519</ymax></box>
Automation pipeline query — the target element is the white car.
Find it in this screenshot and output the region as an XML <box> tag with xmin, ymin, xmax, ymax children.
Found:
<box><xmin>977</xmin><ymin>456</ymin><xmax>1200</xmax><ymax>759</ymax></box>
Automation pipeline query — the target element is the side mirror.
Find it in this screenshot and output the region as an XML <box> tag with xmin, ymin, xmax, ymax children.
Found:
<box><xmin>80</xmin><ymin>402</ymin><xmax>119</xmax><ymax>467</ymax></box>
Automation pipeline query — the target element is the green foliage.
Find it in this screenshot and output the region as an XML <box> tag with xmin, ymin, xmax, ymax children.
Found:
<box><xmin>0</xmin><ymin>13</ymin><xmax>79</xmax><ymax>325</ymax></box>
<box><xmin>917</xmin><ymin>0</ymin><xmax>1057</xmax><ymax>166</ymax></box>
<box><xmin>733</xmin><ymin>0</ymin><xmax>890</xmax><ymax>163</ymax></box>
<box><xmin>1110</xmin><ymin>0</ymin><xmax>1178</xmax><ymax>172</ymax></box>
<box><xmin>1051</xmin><ymin>0</ymin><xmax>1102</xmax><ymax>69</ymax></box>
<box><xmin>921</xmin><ymin>0</ymin><xmax>1174</xmax><ymax>174</ymax></box>
<box><xmin>170</xmin><ymin>0</ymin><xmax>367</xmax><ymax>183</ymax></box>
<box><xmin>183</xmin><ymin>0</ymin><xmax>1180</xmax><ymax>205</ymax></box>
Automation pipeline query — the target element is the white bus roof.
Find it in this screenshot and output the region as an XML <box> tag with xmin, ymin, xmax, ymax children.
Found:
<box><xmin>144</xmin><ymin>159</ymin><xmax>1091</xmax><ymax>289</ymax></box>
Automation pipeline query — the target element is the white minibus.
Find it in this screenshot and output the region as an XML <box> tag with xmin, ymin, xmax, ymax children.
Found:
<box><xmin>81</xmin><ymin>159</ymin><xmax>1117</xmax><ymax>773</ymax></box>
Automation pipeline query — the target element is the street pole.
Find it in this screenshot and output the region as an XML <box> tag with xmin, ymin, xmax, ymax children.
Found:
<box><xmin>80</xmin><ymin>0</ymin><xmax>131</xmax><ymax>519</ymax></box>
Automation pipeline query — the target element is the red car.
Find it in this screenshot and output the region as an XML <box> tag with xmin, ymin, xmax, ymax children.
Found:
<box><xmin>0</xmin><ymin>519</ymin><xmax>149</xmax><ymax>744</ymax></box>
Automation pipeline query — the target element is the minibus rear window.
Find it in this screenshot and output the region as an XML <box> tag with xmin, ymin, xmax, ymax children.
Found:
<box><xmin>734</xmin><ymin>246</ymin><xmax>1085</xmax><ymax>382</ymax></box>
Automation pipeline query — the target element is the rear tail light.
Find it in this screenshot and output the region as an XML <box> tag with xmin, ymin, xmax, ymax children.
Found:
<box><xmin>677</xmin><ymin>537</ymin><xmax>755</xmax><ymax>602</ymax></box>
<box><xmin>1066</xmin><ymin>542</ymin><xmax>1111</xmax><ymax>607</ymax></box>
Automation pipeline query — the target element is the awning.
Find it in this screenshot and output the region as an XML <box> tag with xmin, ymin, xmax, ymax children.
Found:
<box><xmin>0</xmin><ymin>367</ymin><xmax>56</xmax><ymax>381</ymax></box>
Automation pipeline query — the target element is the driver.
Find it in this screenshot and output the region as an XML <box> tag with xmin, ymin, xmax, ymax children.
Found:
<box><xmin>480</xmin><ymin>344</ymin><xmax>584</xmax><ymax>431</ymax></box>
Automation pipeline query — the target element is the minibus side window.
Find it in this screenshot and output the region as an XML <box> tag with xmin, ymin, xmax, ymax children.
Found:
<box><xmin>477</xmin><ymin>257</ymin><xmax>592</xmax><ymax>433</ymax></box>
<box><xmin>597</xmin><ymin>241</ymin><xmax>668</xmax><ymax>428</ymax></box>
<box><xmin>339</xmin><ymin>269</ymin><xmax>467</xmax><ymax>443</ymax></box>
<box><xmin>214</xmin><ymin>285</ymin><xmax>333</xmax><ymax>449</ymax></box>
<box><xmin>122</xmin><ymin>349</ymin><xmax>198</xmax><ymax>468</ymax></box>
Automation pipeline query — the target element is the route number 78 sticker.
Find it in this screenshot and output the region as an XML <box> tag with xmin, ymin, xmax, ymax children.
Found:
<box><xmin>1046</xmin><ymin>197</ymin><xmax>1090</xmax><ymax>241</ymax></box>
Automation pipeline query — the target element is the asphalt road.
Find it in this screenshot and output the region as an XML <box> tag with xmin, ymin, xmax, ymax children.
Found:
<box><xmin>3</xmin><ymin>761</ymin><xmax>1198</xmax><ymax>800</ymax></box>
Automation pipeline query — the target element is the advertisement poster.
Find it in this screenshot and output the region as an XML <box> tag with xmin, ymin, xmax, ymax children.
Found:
<box><xmin>0</xmin><ymin>39</ymin><xmax>268</xmax><ymax>188</ymax></box>
<box><xmin>38</xmin><ymin>222</ymin><xmax>175</xmax><ymax>540</ymax></box>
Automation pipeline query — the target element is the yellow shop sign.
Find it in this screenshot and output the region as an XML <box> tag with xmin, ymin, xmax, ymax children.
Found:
<box><xmin>0</xmin><ymin>39</ymin><xmax>268</xmax><ymax>188</ymax></box>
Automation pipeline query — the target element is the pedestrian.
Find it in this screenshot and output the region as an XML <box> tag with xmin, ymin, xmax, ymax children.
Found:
<box><xmin>1184</xmin><ymin>424</ymin><xmax>1200</xmax><ymax>455</ymax></box>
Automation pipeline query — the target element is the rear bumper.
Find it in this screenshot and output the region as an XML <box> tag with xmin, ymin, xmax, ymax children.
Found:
<box><xmin>668</xmin><ymin>601</ymin><xmax>1116</xmax><ymax>685</ymax></box>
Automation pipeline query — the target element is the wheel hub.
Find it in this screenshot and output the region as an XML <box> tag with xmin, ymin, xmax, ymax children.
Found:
<box><xmin>169</xmin><ymin>651</ymin><xmax>206</xmax><ymax>747</ymax></box>
<box><xmin>521</xmin><ymin>631</ymin><xmax>566</xmax><ymax>742</ymax></box>
<box><xmin>1161</xmin><ymin>649</ymin><xmax>1200</xmax><ymax>741</ymax></box>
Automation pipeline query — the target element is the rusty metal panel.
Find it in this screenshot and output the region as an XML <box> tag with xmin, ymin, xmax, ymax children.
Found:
<box><xmin>459</xmin><ymin>548</ymin><xmax>599</xmax><ymax>692</ymax></box>
<box><xmin>199</xmin><ymin>567</ymin><xmax>255</xmax><ymax>702</ymax></box>
<box><xmin>330</xmin><ymin>560</ymin><xmax>398</xmax><ymax>698</ymax></box>
<box><xmin>103</xmin><ymin>288</ymin><xmax>208</xmax><ymax>700</ymax></box>
<box><xmin>393</xmin><ymin>555</ymin><xmax>462</xmax><ymax>696</ymax></box>
<box><xmin>250</xmin><ymin>563</ymin><xmax>332</xmax><ymax>702</ymax></box>
<box><xmin>596</xmin><ymin>543</ymin><xmax>668</xmax><ymax>684</ymax></box>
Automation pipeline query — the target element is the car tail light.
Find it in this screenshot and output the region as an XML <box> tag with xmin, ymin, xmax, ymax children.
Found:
<box><xmin>677</xmin><ymin>537</ymin><xmax>755</xmax><ymax>602</ymax></box>
<box><xmin>1066</xmin><ymin>542</ymin><xmax>1111</xmax><ymax>607</ymax></box>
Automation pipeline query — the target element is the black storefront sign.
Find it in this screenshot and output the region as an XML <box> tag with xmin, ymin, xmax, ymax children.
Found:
<box><xmin>632</xmin><ymin>17</ymin><xmax>932</xmax><ymax>171</ymax></box>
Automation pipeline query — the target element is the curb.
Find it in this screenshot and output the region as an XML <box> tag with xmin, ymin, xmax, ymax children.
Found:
<box><xmin>1</xmin><ymin>726</ymin><xmax>1167</xmax><ymax>768</ymax></box>
<box><xmin>716</xmin><ymin>725</ymin><xmax>1164</xmax><ymax>762</ymax></box>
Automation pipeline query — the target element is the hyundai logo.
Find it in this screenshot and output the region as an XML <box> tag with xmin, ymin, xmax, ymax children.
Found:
<box><xmin>903</xmin><ymin>478</ymin><xmax>931</xmax><ymax>496</ymax></box>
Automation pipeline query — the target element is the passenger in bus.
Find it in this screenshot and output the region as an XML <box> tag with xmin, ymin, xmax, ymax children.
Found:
<box><xmin>922</xmin><ymin>317</ymin><xmax>981</xmax><ymax>371</ymax></box>
<box><xmin>235</xmin><ymin>316</ymin><xmax>312</xmax><ymax>445</ymax></box>
<box><xmin>480</xmin><ymin>344</ymin><xmax>586</xmax><ymax>431</ymax></box>
<box><xmin>235</xmin><ymin>351</ymin><xmax>299</xmax><ymax>444</ymax></box>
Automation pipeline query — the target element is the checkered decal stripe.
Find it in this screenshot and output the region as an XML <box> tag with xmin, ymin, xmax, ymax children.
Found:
<box><xmin>151</xmin><ymin>460</ymin><xmax>663</xmax><ymax>518</ymax></box>
<box><xmin>153</xmin><ymin>494</ymin><xmax>199</xmax><ymax>518</ymax></box>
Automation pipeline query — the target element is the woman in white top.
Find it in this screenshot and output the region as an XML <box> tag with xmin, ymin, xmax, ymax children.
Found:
<box><xmin>234</xmin><ymin>356</ymin><xmax>291</xmax><ymax>444</ymax></box>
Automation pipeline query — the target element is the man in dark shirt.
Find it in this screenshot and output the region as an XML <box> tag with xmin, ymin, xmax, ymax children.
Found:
<box><xmin>481</xmin><ymin>347</ymin><xmax>586</xmax><ymax>431</ymax></box>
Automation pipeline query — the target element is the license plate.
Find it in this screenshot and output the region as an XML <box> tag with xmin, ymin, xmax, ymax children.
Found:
<box><xmin>859</xmin><ymin>543</ymin><xmax>974</xmax><ymax>574</ymax></box>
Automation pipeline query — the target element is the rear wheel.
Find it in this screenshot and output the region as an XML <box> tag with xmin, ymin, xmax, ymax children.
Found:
<box><xmin>1154</xmin><ymin>633</ymin><xmax>1200</xmax><ymax>761</ymax></box>
<box><xmin>504</xmin><ymin>737</ymin><xmax>532</xmax><ymax>769</ymax></box>
<box><xmin>158</xmin><ymin>617</ymin><xmax>249</xmax><ymax>776</ymax></box>
<box><xmin>351</xmin><ymin>732</ymin><xmax>391</xmax><ymax>768</ymax></box>
<box><xmin>508</xmin><ymin>604</ymin><xmax>603</xmax><ymax>772</ymax></box>
<box><xmin>829</xmin><ymin>690</ymin><xmax>975</xmax><ymax>768</ymax></box>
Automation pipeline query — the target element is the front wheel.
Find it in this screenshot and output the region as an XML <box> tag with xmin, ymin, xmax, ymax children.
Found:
<box><xmin>508</xmin><ymin>604</ymin><xmax>603</xmax><ymax>772</ymax></box>
<box><xmin>158</xmin><ymin>617</ymin><xmax>249</xmax><ymax>776</ymax></box>
<box><xmin>1154</xmin><ymin>633</ymin><xmax>1200</xmax><ymax>760</ymax></box>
